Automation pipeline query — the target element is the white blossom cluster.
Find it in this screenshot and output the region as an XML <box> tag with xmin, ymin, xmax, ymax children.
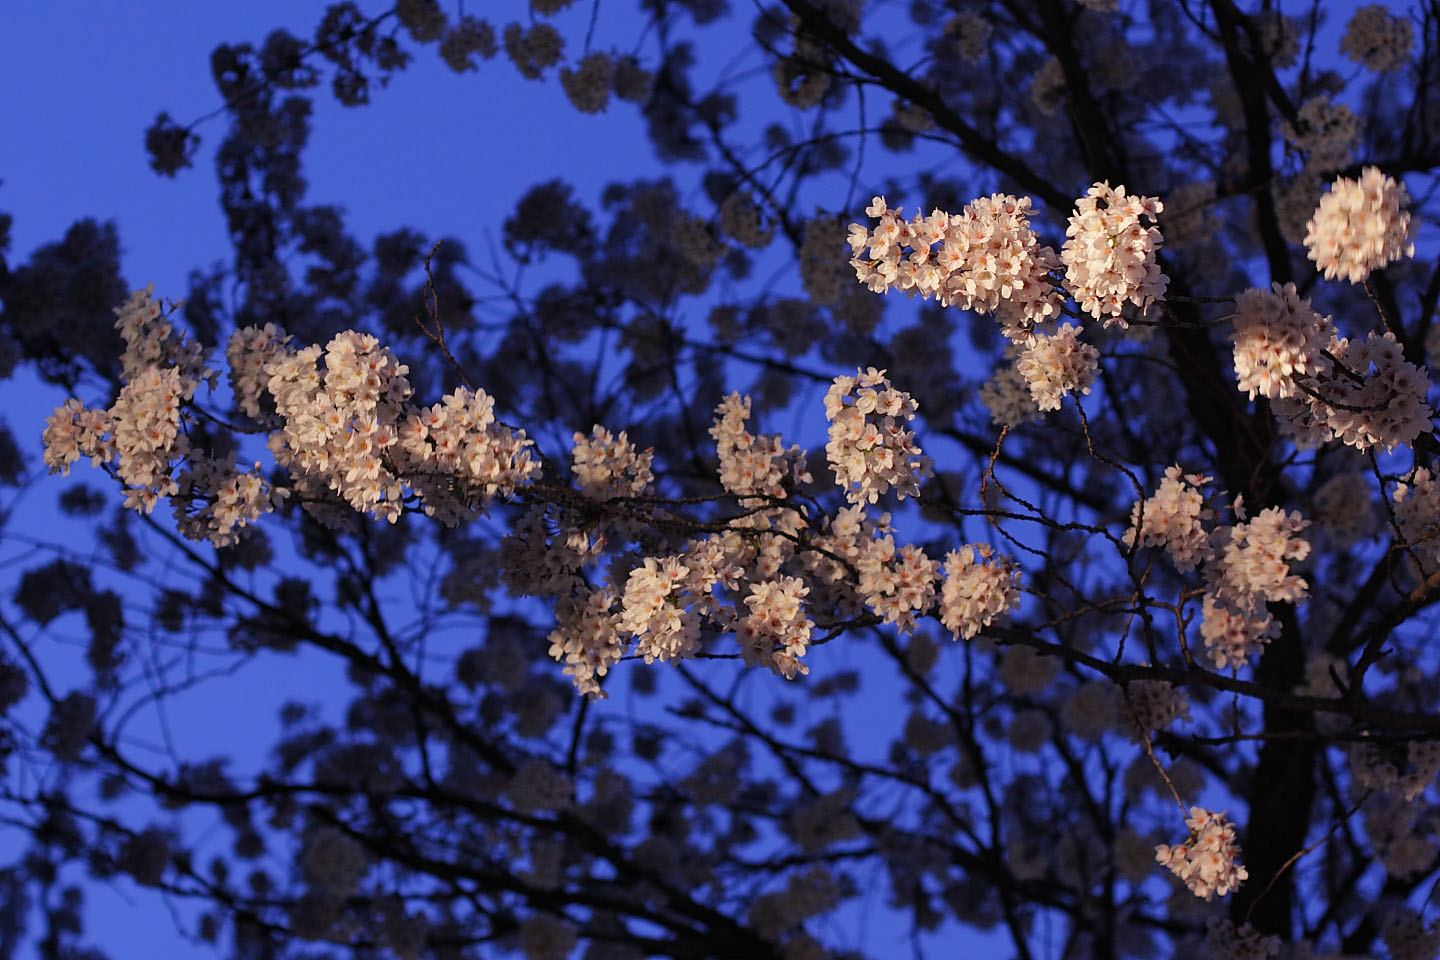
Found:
<box><xmin>1206</xmin><ymin>506</ymin><xmax>1311</xmax><ymax>616</ymax></box>
<box><xmin>1199</xmin><ymin>594</ymin><xmax>1280</xmax><ymax>670</ymax></box>
<box><xmin>44</xmin><ymin>291</ymin><xmax>540</xmax><ymax>546</ymax></box>
<box><xmin>265</xmin><ymin>330</ymin><xmax>539</xmax><ymax>525</ymax></box>
<box><xmin>1394</xmin><ymin>467</ymin><xmax>1440</xmax><ymax>568</ymax></box>
<box><xmin>846</xmin><ymin>194</ymin><xmax>1063</xmax><ymax>341</ymax></box>
<box><xmin>824</xmin><ymin>368</ymin><xmax>931</xmax><ymax>504</ymax></box>
<box><xmin>570</xmin><ymin>425</ymin><xmax>653</xmax><ymax>501</ymax></box>
<box><xmin>1342</xmin><ymin>4</ymin><xmax>1414</xmax><ymax>72</ymax></box>
<box><xmin>619</xmin><ymin>556</ymin><xmax>705</xmax><ymax>664</ymax></box>
<box><xmin>1155</xmin><ymin>806</ymin><xmax>1249</xmax><ymax>900</ymax></box>
<box><xmin>1304</xmin><ymin>167</ymin><xmax>1416</xmax><ymax>284</ymax></box>
<box><xmin>938</xmin><ymin>543</ymin><xmax>1021</xmax><ymax>640</ymax></box>
<box><xmin>1281</xmin><ymin>96</ymin><xmax>1359</xmax><ymax>170</ymax></box>
<box><xmin>1273</xmin><ymin>331</ymin><xmax>1433</xmax><ymax>452</ymax></box>
<box><xmin>1014</xmin><ymin>324</ymin><xmax>1100</xmax><ymax>411</ymax></box>
<box><xmin>1124</xmin><ymin>465</ymin><xmax>1214</xmax><ymax>572</ymax></box>
<box><xmin>710</xmin><ymin>392</ymin><xmax>811</xmax><ymax>498</ymax></box>
<box><xmin>1228</xmin><ymin>282</ymin><xmax>1334</xmax><ymax>401</ymax></box>
<box><xmin>1203</xmin><ymin>919</ymin><xmax>1281</xmax><ymax>960</ymax></box>
<box><xmin>1059</xmin><ymin>181</ymin><xmax>1167</xmax><ymax>323</ymax></box>
<box><xmin>547</xmin><ymin>587</ymin><xmax>624</xmax><ymax>698</ymax></box>
<box><xmin>738</xmin><ymin>576</ymin><xmax>815</xmax><ymax>679</ymax></box>
<box><xmin>854</xmin><ymin>534</ymin><xmax>938</xmax><ymax>633</ymax></box>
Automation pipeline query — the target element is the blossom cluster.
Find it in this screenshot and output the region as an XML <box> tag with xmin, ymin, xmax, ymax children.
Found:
<box><xmin>1341</xmin><ymin>4</ymin><xmax>1414</xmax><ymax>72</ymax></box>
<box><xmin>1059</xmin><ymin>181</ymin><xmax>1167</xmax><ymax>323</ymax></box>
<box><xmin>824</xmin><ymin>368</ymin><xmax>931</xmax><ymax>505</ymax></box>
<box><xmin>1014</xmin><ymin>324</ymin><xmax>1100</xmax><ymax>411</ymax></box>
<box><xmin>846</xmin><ymin>194</ymin><xmax>1062</xmax><ymax>341</ymax></box>
<box><xmin>1273</xmin><ymin>331</ymin><xmax>1432</xmax><ymax>453</ymax></box>
<box><xmin>1155</xmin><ymin>806</ymin><xmax>1249</xmax><ymax>900</ymax></box>
<box><xmin>710</xmin><ymin>392</ymin><xmax>811</xmax><ymax>498</ymax></box>
<box><xmin>1281</xmin><ymin>95</ymin><xmax>1358</xmax><ymax>169</ymax></box>
<box><xmin>938</xmin><ymin>544</ymin><xmax>1021</xmax><ymax>640</ymax></box>
<box><xmin>570</xmin><ymin>425</ymin><xmax>653</xmax><ymax>501</ymax></box>
<box><xmin>1394</xmin><ymin>467</ymin><xmax>1440</xmax><ymax>568</ymax></box>
<box><xmin>1228</xmin><ymin>282</ymin><xmax>1334</xmax><ymax>401</ymax></box>
<box><xmin>1124</xmin><ymin>465</ymin><xmax>1213</xmax><ymax>572</ymax></box>
<box><xmin>1304</xmin><ymin>167</ymin><xmax>1416</xmax><ymax>284</ymax></box>
<box><xmin>738</xmin><ymin>576</ymin><xmax>815</xmax><ymax>679</ymax></box>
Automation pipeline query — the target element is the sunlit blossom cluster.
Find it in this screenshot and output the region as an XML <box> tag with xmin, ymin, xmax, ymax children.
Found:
<box><xmin>1206</xmin><ymin>506</ymin><xmax>1311</xmax><ymax>616</ymax></box>
<box><xmin>1229</xmin><ymin>282</ymin><xmax>1334</xmax><ymax>400</ymax></box>
<box><xmin>739</xmin><ymin>576</ymin><xmax>815</xmax><ymax>679</ymax></box>
<box><xmin>1273</xmin><ymin>331</ymin><xmax>1433</xmax><ymax>452</ymax></box>
<box><xmin>1014</xmin><ymin>324</ymin><xmax>1100</xmax><ymax>411</ymax></box>
<box><xmin>846</xmin><ymin>194</ymin><xmax>1063</xmax><ymax>341</ymax></box>
<box><xmin>570</xmin><ymin>425</ymin><xmax>654</xmax><ymax>501</ymax></box>
<box><xmin>938</xmin><ymin>543</ymin><xmax>1021</xmax><ymax>640</ymax></box>
<box><xmin>824</xmin><ymin>368</ymin><xmax>931</xmax><ymax>504</ymax></box>
<box><xmin>1059</xmin><ymin>181</ymin><xmax>1168</xmax><ymax>323</ymax></box>
<box><xmin>1199</xmin><ymin>595</ymin><xmax>1279</xmax><ymax>671</ymax></box>
<box><xmin>710</xmin><ymin>392</ymin><xmax>811</xmax><ymax>498</ymax></box>
<box><xmin>1304</xmin><ymin>167</ymin><xmax>1416</xmax><ymax>283</ymax></box>
<box><xmin>1155</xmin><ymin>806</ymin><xmax>1249</xmax><ymax>900</ymax></box>
<box><xmin>1124</xmin><ymin>465</ymin><xmax>1214</xmax><ymax>572</ymax></box>
<box><xmin>854</xmin><ymin>535</ymin><xmax>938</xmax><ymax>633</ymax></box>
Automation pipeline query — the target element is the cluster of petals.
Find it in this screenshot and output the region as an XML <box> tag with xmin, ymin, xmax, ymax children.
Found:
<box><xmin>938</xmin><ymin>543</ymin><xmax>1021</xmax><ymax>640</ymax></box>
<box><xmin>1349</xmin><ymin>739</ymin><xmax>1440</xmax><ymax>803</ymax></box>
<box><xmin>570</xmin><ymin>425</ymin><xmax>653</xmax><ymax>501</ymax></box>
<box><xmin>174</xmin><ymin>455</ymin><xmax>288</xmax><ymax>548</ymax></box>
<box><xmin>1281</xmin><ymin>96</ymin><xmax>1358</xmax><ymax>170</ymax></box>
<box><xmin>1393</xmin><ymin>467</ymin><xmax>1440</xmax><ymax>568</ymax></box>
<box><xmin>547</xmin><ymin>587</ymin><xmax>625</xmax><ymax>698</ymax></box>
<box><xmin>1341</xmin><ymin>4</ymin><xmax>1414</xmax><ymax>72</ymax></box>
<box><xmin>1124</xmin><ymin>465</ymin><xmax>1214</xmax><ymax>572</ymax></box>
<box><xmin>1304</xmin><ymin>167</ymin><xmax>1416</xmax><ymax>284</ymax></box>
<box><xmin>1155</xmin><ymin>807</ymin><xmax>1249</xmax><ymax>900</ymax></box>
<box><xmin>1059</xmin><ymin>182</ymin><xmax>1168</xmax><ymax>323</ymax></box>
<box><xmin>1273</xmin><ymin>331</ymin><xmax>1432</xmax><ymax>452</ymax></box>
<box><xmin>266</xmin><ymin>329</ymin><xmax>538</xmax><ymax>525</ymax></box>
<box><xmin>1199</xmin><ymin>594</ymin><xmax>1279</xmax><ymax>670</ymax></box>
<box><xmin>1206</xmin><ymin>506</ymin><xmax>1310</xmax><ymax>616</ymax></box>
<box><xmin>710</xmin><ymin>392</ymin><xmax>811</xmax><ymax>498</ymax></box>
<box><xmin>1014</xmin><ymin>325</ymin><xmax>1100</xmax><ymax>411</ymax></box>
<box><xmin>847</xmin><ymin>195</ymin><xmax>1064</xmax><ymax>340</ymax></box>
<box><xmin>226</xmin><ymin>323</ymin><xmax>291</xmax><ymax>421</ymax></box>
<box><xmin>854</xmin><ymin>535</ymin><xmax>938</xmax><ymax>634</ymax></box>
<box><xmin>1229</xmin><ymin>282</ymin><xmax>1334</xmax><ymax>400</ymax></box>
<box><xmin>824</xmin><ymin>368</ymin><xmax>931</xmax><ymax>505</ymax></box>
<box><xmin>619</xmin><ymin>556</ymin><xmax>703</xmax><ymax>664</ymax></box>
<box><xmin>114</xmin><ymin>284</ymin><xmax>213</xmax><ymax>386</ymax></box>
<box><xmin>738</xmin><ymin>576</ymin><xmax>815</xmax><ymax>679</ymax></box>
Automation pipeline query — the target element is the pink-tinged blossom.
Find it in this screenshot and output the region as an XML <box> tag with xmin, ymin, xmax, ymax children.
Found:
<box><xmin>1060</xmin><ymin>181</ymin><xmax>1168</xmax><ymax>324</ymax></box>
<box><xmin>42</xmin><ymin>399</ymin><xmax>115</xmax><ymax>475</ymax></box>
<box><xmin>847</xmin><ymin>194</ymin><xmax>1063</xmax><ymax>341</ymax></box>
<box><xmin>1200</xmin><ymin>594</ymin><xmax>1278</xmax><ymax>670</ymax></box>
<box><xmin>1206</xmin><ymin>506</ymin><xmax>1310</xmax><ymax>617</ymax></box>
<box><xmin>1229</xmin><ymin>283</ymin><xmax>1333</xmax><ymax>400</ymax></box>
<box><xmin>1125</xmin><ymin>465</ymin><xmax>1214</xmax><ymax>572</ymax></box>
<box><xmin>1393</xmin><ymin>467</ymin><xmax>1440</xmax><ymax>568</ymax></box>
<box><xmin>570</xmin><ymin>425</ymin><xmax>653</xmax><ymax>500</ymax></box>
<box><xmin>226</xmin><ymin>323</ymin><xmax>292</xmax><ymax>421</ymax></box>
<box><xmin>825</xmin><ymin>368</ymin><xmax>931</xmax><ymax>505</ymax></box>
<box><xmin>709</xmin><ymin>392</ymin><xmax>811</xmax><ymax>498</ymax></box>
<box><xmin>1155</xmin><ymin>806</ymin><xmax>1249</xmax><ymax>900</ymax></box>
<box><xmin>938</xmin><ymin>543</ymin><xmax>1020</xmax><ymax>640</ymax></box>
<box><xmin>547</xmin><ymin>586</ymin><xmax>625</xmax><ymax>699</ymax></box>
<box><xmin>1272</xmin><ymin>331</ymin><xmax>1432</xmax><ymax>453</ymax></box>
<box><xmin>854</xmin><ymin>536</ymin><xmax>937</xmax><ymax>634</ymax></box>
<box><xmin>1015</xmin><ymin>325</ymin><xmax>1099</xmax><ymax>411</ymax></box>
<box><xmin>1304</xmin><ymin>167</ymin><xmax>1416</xmax><ymax>283</ymax></box>
<box><xmin>738</xmin><ymin>576</ymin><xmax>814</xmax><ymax>679</ymax></box>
